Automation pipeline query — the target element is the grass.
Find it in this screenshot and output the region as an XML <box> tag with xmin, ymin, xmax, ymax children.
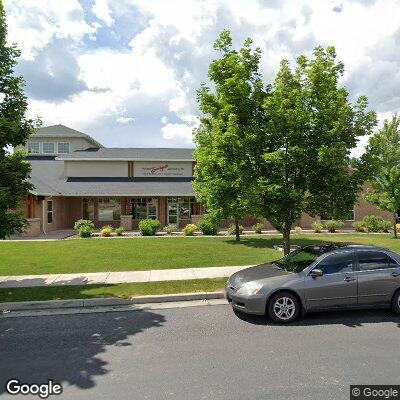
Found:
<box><xmin>0</xmin><ymin>278</ymin><xmax>227</xmax><ymax>303</ymax></box>
<box><xmin>0</xmin><ymin>233</ymin><xmax>400</xmax><ymax>276</ymax></box>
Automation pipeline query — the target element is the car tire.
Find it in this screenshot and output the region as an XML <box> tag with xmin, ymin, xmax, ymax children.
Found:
<box><xmin>268</xmin><ymin>292</ymin><xmax>300</xmax><ymax>324</ymax></box>
<box><xmin>391</xmin><ymin>289</ymin><xmax>400</xmax><ymax>314</ymax></box>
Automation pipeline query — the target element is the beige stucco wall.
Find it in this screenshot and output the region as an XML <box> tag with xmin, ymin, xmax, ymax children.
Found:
<box><xmin>64</xmin><ymin>161</ymin><xmax>128</xmax><ymax>177</ymax></box>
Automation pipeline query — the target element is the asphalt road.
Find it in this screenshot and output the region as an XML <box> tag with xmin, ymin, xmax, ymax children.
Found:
<box><xmin>1</xmin><ymin>304</ymin><xmax>400</xmax><ymax>400</ymax></box>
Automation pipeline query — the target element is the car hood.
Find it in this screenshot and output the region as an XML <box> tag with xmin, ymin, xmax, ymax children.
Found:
<box><xmin>228</xmin><ymin>263</ymin><xmax>290</xmax><ymax>288</ymax></box>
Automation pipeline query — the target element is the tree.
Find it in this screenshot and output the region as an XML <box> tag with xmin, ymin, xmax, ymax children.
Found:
<box><xmin>256</xmin><ymin>46</ymin><xmax>376</xmax><ymax>254</ymax></box>
<box><xmin>0</xmin><ymin>0</ymin><xmax>40</xmax><ymax>239</ymax></box>
<box><xmin>362</xmin><ymin>115</ymin><xmax>400</xmax><ymax>238</ymax></box>
<box><xmin>193</xmin><ymin>30</ymin><xmax>266</xmax><ymax>241</ymax></box>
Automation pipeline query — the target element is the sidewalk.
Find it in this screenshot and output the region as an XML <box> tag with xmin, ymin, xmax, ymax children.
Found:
<box><xmin>0</xmin><ymin>265</ymin><xmax>253</xmax><ymax>289</ymax></box>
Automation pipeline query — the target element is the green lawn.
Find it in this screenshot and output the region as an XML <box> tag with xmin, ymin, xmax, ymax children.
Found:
<box><xmin>0</xmin><ymin>278</ymin><xmax>227</xmax><ymax>303</ymax></box>
<box><xmin>1</xmin><ymin>234</ymin><xmax>399</xmax><ymax>276</ymax></box>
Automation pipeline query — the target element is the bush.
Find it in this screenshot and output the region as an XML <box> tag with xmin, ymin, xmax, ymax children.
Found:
<box><xmin>74</xmin><ymin>219</ymin><xmax>94</xmax><ymax>238</ymax></box>
<box><xmin>197</xmin><ymin>217</ymin><xmax>219</xmax><ymax>235</ymax></box>
<box><xmin>139</xmin><ymin>219</ymin><xmax>161</xmax><ymax>236</ymax></box>
<box><xmin>115</xmin><ymin>227</ymin><xmax>125</xmax><ymax>236</ymax></box>
<box><xmin>183</xmin><ymin>224</ymin><xmax>197</xmax><ymax>236</ymax></box>
<box><xmin>252</xmin><ymin>222</ymin><xmax>264</xmax><ymax>234</ymax></box>
<box><xmin>227</xmin><ymin>223</ymin><xmax>244</xmax><ymax>235</ymax></box>
<box><xmin>101</xmin><ymin>225</ymin><xmax>113</xmax><ymax>237</ymax></box>
<box><xmin>294</xmin><ymin>226</ymin><xmax>302</xmax><ymax>234</ymax></box>
<box><xmin>312</xmin><ymin>221</ymin><xmax>324</xmax><ymax>233</ymax></box>
<box><xmin>163</xmin><ymin>224</ymin><xmax>178</xmax><ymax>235</ymax></box>
<box><xmin>354</xmin><ymin>215</ymin><xmax>392</xmax><ymax>233</ymax></box>
<box><xmin>323</xmin><ymin>220</ymin><xmax>344</xmax><ymax>233</ymax></box>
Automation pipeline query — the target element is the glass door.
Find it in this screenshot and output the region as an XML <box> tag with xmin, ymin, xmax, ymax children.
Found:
<box><xmin>168</xmin><ymin>201</ymin><xmax>178</xmax><ymax>224</ymax></box>
<box><xmin>147</xmin><ymin>199</ymin><xmax>158</xmax><ymax>220</ymax></box>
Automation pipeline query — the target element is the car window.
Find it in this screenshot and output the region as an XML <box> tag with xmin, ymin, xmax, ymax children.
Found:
<box><xmin>358</xmin><ymin>251</ymin><xmax>394</xmax><ymax>271</ymax></box>
<box><xmin>315</xmin><ymin>252</ymin><xmax>354</xmax><ymax>275</ymax></box>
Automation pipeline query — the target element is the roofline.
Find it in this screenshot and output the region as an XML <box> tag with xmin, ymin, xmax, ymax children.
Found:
<box><xmin>30</xmin><ymin>191</ymin><xmax>195</xmax><ymax>197</ymax></box>
<box><xmin>55</xmin><ymin>158</ymin><xmax>195</xmax><ymax>162</ymax></box>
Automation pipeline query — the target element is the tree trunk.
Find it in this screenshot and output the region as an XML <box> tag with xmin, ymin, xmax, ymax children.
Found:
<box><xmin>235</xmin><ymin>219</ymin><xmax>240</xmax><ymax>242</ymax></box>
<box><xmin>283</xmin><ymin>223</ymin><xmax>291</xmax><ymax>255</ymax></box>
<box><xmin>394</xmin><ymin>213</ymin><xmax>398</xmax><ymax>239</ymax></box>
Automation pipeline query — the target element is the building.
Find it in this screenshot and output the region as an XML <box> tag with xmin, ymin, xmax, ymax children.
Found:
<box><xmin>18</xmin><ymin>125</ymin><xmax>392</xmax><ymax>236</ymax></box>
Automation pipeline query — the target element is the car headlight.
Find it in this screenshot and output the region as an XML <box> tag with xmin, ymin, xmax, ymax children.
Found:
<box><xmin>236</xmin><ymin>283</ymin><xmax>263</xmax><ymax>296</ymax></box>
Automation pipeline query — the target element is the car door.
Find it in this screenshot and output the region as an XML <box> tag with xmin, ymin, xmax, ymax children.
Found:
<box><xmin>356</xmin><ymin>250</ymin><xmax>400</xmax><ymax>306</ymax></box>
<box><xmin>304</xmin><ymin>251</ymin><xmax>357</xmax><ymax>310</ymax></box>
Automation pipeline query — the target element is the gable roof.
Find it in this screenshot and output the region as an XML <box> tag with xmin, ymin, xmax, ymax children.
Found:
<box><xmin>33</xmin><ymin>125</ymin><xmax>103</xmax><ymax>148</ymax></box>
<box><xmin>57</xmin><ymin>147</ymin><xmax>195</xmax><ymax>161</ymax></box>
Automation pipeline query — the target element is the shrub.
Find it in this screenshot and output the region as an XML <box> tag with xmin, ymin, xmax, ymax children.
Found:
<box><xmin>354</xmin><ymin>215</ymin><xmax>392</xmax><ymax>233</ymax></box>
<box><xmin>139</xmin><ymin>219</ymin><xmax>161</xmax><ymax>236</ymax></box>
<box><xmin>183</xmin><ymin>224</ymin><xmax>197</xmax><ymax>236</ymax></box>
<box><xmin>197</xmin><ymin>217</ymin><xmax>219</xmax><ymax>235</ymax></box>
<box><xmin>252</xmin><ymin>222</ymin><xmax>264</xmax><ymax>234</ymax></box>
<box><xmin>227</xmin><ymin>223</ymin><xmax>244</xmax><ymax>235</ymax></box>
<box><xmin>163</xmin><ymin>224</ymin><xmax>178</xmax><ymax>235</ymax></box>
<box><xmin>294</xmin><ymin>226</ymin><xmax>302</xmax><ymax>234</ymax></box>
<box><xmin>101</xmin><ymin>225</ymin><xmax>113</xmax><ymax>237</ymax></box>
<box><xmin>74</xmin><ymin>219</ymin><xmax>94</xmax><ymax>238</ymax></box>
<box><xmin>323</xmin><ymin>220</ymin><xmax>344</xmax><ymax>233</ymax></box>
<box><xmin>312</xmin><ymin>221</ymin><xmax>324</xmax><ymax>233</ymax></box>
<box><xmin>353</xmin><ymin>221</ymin><xmax>367</xmax><ymax>233</ymax></box>
<box><xmin>115</xmin><ymin>227</ymin><xmax>125</xmax><ymax>236</ymax></box>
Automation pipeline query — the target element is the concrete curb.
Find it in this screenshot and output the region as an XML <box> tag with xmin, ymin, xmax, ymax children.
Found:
<box><xmin>0</xmin><ymin>291</ymin><xmax>225</xmax><ymax>312</ymax></box>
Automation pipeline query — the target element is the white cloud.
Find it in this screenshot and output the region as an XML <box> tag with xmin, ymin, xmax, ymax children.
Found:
<box><xmin>117</xmin><ymin>116</ymin><xmax>135</xmax><ymax>124</ymax></box>
<box><xmin>92</xmin><ymin>0</ymin><xmax>115</xmax><ymax>27</ymax></box>
<box><xmin>161</xmin><ymin>122</ymin><xmax>196</xmax><ymax>143</ymax></box>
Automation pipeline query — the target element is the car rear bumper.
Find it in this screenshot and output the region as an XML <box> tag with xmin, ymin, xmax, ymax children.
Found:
<box><xmin>225</xmin><ymin>284</ymin><xmax>267</xmax><ymax>315</ymax></box>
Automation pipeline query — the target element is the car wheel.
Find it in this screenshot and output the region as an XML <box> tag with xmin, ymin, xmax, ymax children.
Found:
<box><xmin>268</xmin><ymin>292</ymin><xmax>300</xmax><ymax>323</ymax></box>
<box><xmin>391</xmin><ymin>289</ymin><xmax>400</xmax><ymax>314</ymax></box>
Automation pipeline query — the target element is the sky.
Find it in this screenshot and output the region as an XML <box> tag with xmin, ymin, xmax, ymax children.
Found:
<box><xmin>5</xmin><ymin>0</ymin><xmax>400</xmax><ymax>152</ymax></box>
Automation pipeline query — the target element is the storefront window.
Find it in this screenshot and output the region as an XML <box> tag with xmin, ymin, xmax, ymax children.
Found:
<box><xmin>132</xmin><ymin>198</ymin><xmax>158</xmax><ymax>220</ymax></box>
<box><xmin>98</xmin><ymin>198</ymin><xmax>121</xmax><ymax>221</ymax></box>
<box><xmin>83</xmin><ymin>198</ymin><xmax>95</xmax><ymax>220</ymax></box>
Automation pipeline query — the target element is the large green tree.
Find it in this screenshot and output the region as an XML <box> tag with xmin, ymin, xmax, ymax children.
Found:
<box><xmin>193</xmin><ymin>30</ymin><xmax>266</xmax><ymax>241</ymax></box>
<box><xmin>256</xmin><ymin>46</ymin><xmax>376</xmax><ymax>254</ymax></box>
<box><xmin>362</xmin><ymin>115</ymin><xmax>400</xmax><ymax>238</ymax></box>
<box><xmin>0</xmin><ymin>0</ymin><xmax>40</xmax><ymax>239</ymax></box>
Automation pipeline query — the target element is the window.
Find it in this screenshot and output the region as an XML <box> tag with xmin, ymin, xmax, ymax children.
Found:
<box><xmin>167</xmin><ymin>197</ymin><xmax>194</xmax><ymax>224</ymax></box>
<box><xmin>47</xmin><ymin>200</ymin><xmax>53</xmax><ymax>224</ymax></box>
<box><xmin>58</xmin><ymin>142</ymin><xmax>70</xmax><ymax>154</ymax></box>
<box><xmin>98</xmin><ymin>198</ymin><xmax>121</xmax><ymax>221</ymax></box>
<box><xmin>83</xmin><ymin>198</ymin><xmax>95</xmax><ymax>220</ymax></box>
<box><xmin>358</xmin><ymin>251</ymin><xmax>396</xmax><ymax>271</ymax></box>
<box><xmin>42</xmin><ymin>142</ymin><xmax>55</xmax><ymax>154</ymax></box>
<box><xmin>316</xmin><ymin>252</ymin><xmax>353</xmax><ymax>275</ymax></box>
<box><xmin>132</xmin><ymin>198</ymin><xmax>158</xmax><ymax>220</ymax></box>
<box><xmin>27</xmin><ymin>142</ymin><xmax>40</xmax><ymax>154</ymax></box>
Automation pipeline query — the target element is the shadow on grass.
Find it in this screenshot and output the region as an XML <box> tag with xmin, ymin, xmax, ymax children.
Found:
<box><xmin>233</xmin><ymin>308</ymin><xmax>400</xmax><ymax>328</ymax></box>
<box><xmin>225</xmin><ymin>236</ymin><xmax>332</xmax><ymax>249</ymax></box>
<box><xmin>0</xmin><ymin>309</ymin><xmax>165</xmax><ymax>394</ymax></box>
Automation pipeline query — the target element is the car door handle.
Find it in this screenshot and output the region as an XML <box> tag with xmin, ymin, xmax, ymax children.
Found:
<box><xmin>344</xmin><ymin>276</ymin><xmax>356</xmax><ymax>282</ymax></box>
<box><xmin>391</xmin><ymin>272</ymin><xmax>400</xmax><ymax>277</ymax></box>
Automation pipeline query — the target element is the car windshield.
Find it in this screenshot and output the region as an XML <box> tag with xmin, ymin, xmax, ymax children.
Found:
<box><xmin>273</xmin><ymin>245</ymin><xmax>335</xmax><ymax>273</ymax></box>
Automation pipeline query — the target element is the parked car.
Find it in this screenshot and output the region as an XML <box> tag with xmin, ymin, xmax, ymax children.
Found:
<box><xmin>226</xmin><ymin>244</ymin><xmax>400</xmax><ymax>323</ymax></box>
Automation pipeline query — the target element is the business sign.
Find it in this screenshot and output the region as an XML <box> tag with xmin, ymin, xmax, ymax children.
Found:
<box><xmin>134</xmin><ymin>161</ymin><xmax>192</xmax><ymax>178</ymax></box>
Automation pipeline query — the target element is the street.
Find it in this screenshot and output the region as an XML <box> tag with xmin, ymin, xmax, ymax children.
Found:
<box><xmin>1</xmin><ymin>304</ymin><xmax>399</xmax><ymax>400</ymax></box>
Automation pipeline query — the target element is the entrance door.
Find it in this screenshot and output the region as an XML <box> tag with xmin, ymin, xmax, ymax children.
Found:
<box><xmin>147</xmin><ymin>199</ymin><xmax>158</xmax><ymax>220</ymax></box>
<box><xmin>168</xmin><ymin>201</ymin><xmax>178</xmax><ymax>225</ymax></box>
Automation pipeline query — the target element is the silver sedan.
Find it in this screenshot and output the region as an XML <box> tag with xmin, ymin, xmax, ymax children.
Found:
<box><xmin>225</xmin><ymin>244</ymin><xmax>400</xmax><ymax>323</ymax></box>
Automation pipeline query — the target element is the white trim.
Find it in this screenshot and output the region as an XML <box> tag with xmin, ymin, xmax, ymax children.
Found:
<box><xmin>47</xmin><ymin>199</ymin><xmax>54</xmax><ymax>224</ymax></box>
<box><xmin>42</xmin><ymin>142</ymin><xmax>55</xmax><ymax>154</ymax></box>
<box><xmin>56</xmin><ymin>158</ymin><xmax>194</xmax><ymax>162</ymax></box>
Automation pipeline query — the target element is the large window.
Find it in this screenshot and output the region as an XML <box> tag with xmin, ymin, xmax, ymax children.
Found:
<box><xmin>42</xmin><ymin>142</ymin><xmax>55</xmax><ymax>154</ymax></box>
<box><xmin>167</xmin><ymin>197</ymin><xmax>194</xmax><ymax>224</ymax></box>
<box><xmin>58</xmin><ymin>142</ymin><xmax>70</xmax><ymax>154</ymax></box>
<box><xmin>98</xmin><ymin>198</ymin><xmax>121</xmax><ymax>221</ymax></box>
<box><xmin>27</xmin><ymin>142</ymin><xmax>40</xmax><ymax>154</ymax></box>
<box><xmin>47</xmin><ymin>200</ymin><xmax>53</xmax><ymax>224</ymax></box>
<box><xmin>132</xmin><ymin>198</ymin><xmax>158</xmax><ymax>220</ymax></box>
<box><xmin>83</xmin><ymin>198</ymin><xmax>95</xmax><ymax>220</ymax></box>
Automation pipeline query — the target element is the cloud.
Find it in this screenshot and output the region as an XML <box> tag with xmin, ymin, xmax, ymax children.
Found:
<box><xmin>161</xmin><ymin>122</ymin><xmax>196</xmax><ymax>143</ymax></box>
<box><xmin>117</xmin><ymin>116</ymin><xmax>135</xmax><ymax>124</ymax></box>
<box><xmin>332</xmin><ymin>4</ymin><xmax>343</xmax><ymax>12</ymax></box>
<box><xmin>92</xmin><ymin>0</ymin><xmax>115</xmax><ymax>27</ymax></box>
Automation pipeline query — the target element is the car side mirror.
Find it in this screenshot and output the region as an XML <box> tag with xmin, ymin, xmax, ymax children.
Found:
<box><xmin>309</xmin><ymin>268</ymin><xmax>323</xmax><ymax>278</ymax></box>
